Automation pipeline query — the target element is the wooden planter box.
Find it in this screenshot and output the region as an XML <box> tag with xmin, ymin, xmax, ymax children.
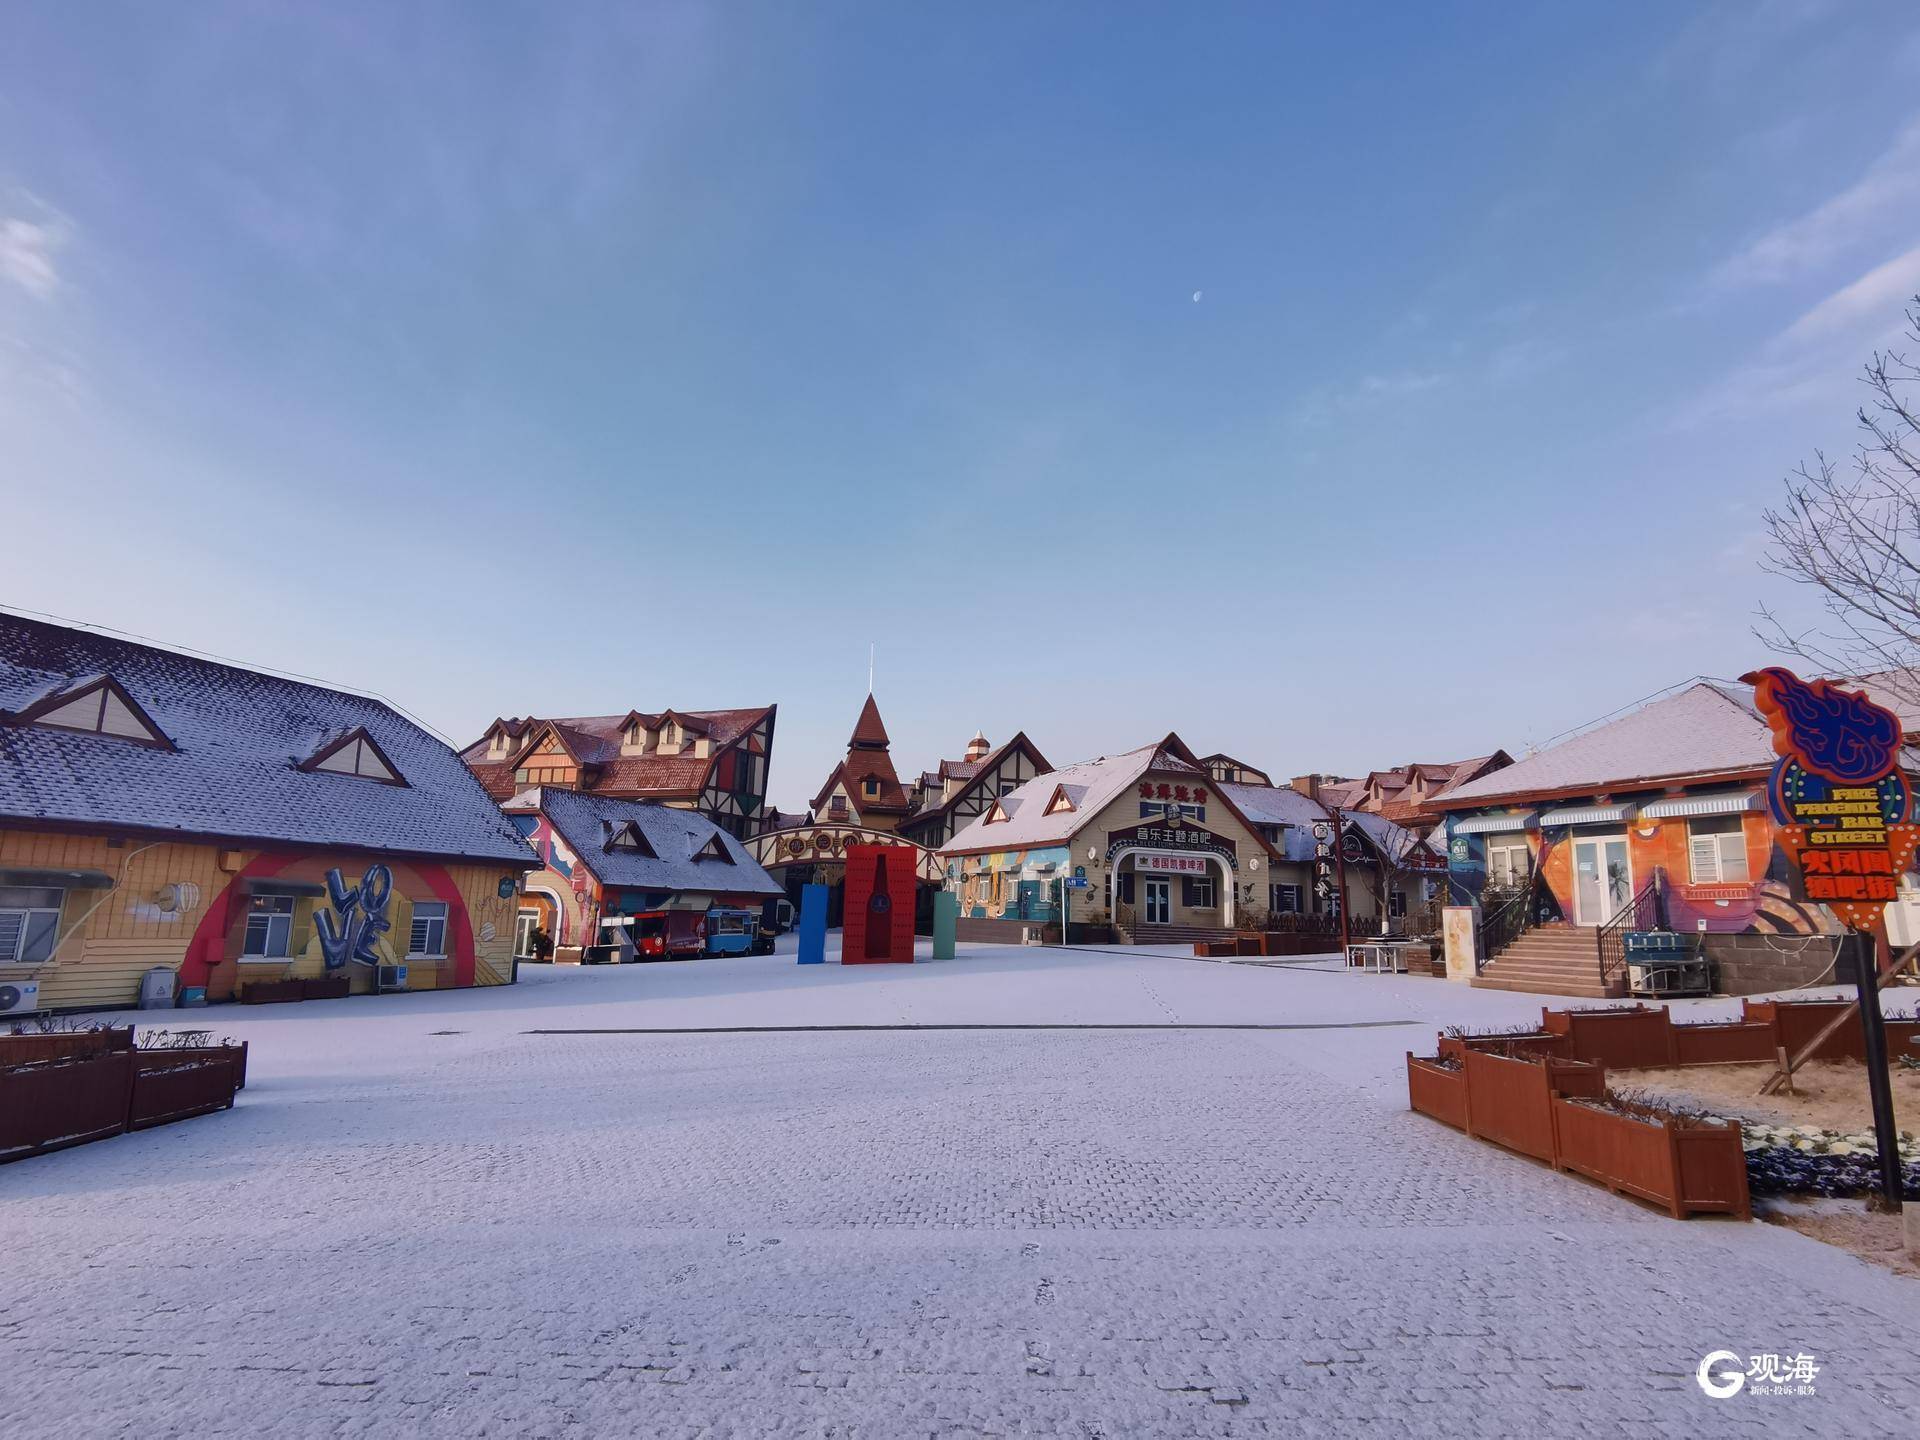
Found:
<box><xmin>241</xmin><ymin>978</ymin><xmax>306</xmax><ymax>1005</ymax></box>
<box><xmin>1235</xmin><ymin>935</ymin><xmax>1262</xmax><ymax>957</ymax></box>
<box><xmin>1408</xmin><ymin>1043</ymin><xmax>1750</xmax><ymax>1219</ymax></box>
<box><xmin>1541</xmin><ymin>1005</ymin><xmax>1676</xmax><ymax>1068</ymax></box>
<box><xmin>301</xmin><ymin>975</ymin><xmax>351</xmax><ymax>1000</ymax></box>
<box><xmin>0</xmin><ymin>1028</ymin><xmax>134</xmax><ymax>1066</ymax></box>
<box><xmin>1672</xmin><ymin>1021</ymin><xmax>1774</xmax><ymax>1066</ymax></box>
<box><xmin>1406</xmin><ymin>1055</ymin><xmax>1468</xmax><ymax>1129</ymax></box>
<box><xmin>130</xmin><ymin>1047</ymin><xmax>247</xmax><ymax>1129</ymax></box>
<box><xmin>0</xmin><ymin>1051</ymin><xmax>135</xmax><ymax>1161</ymax></box>
<box><xmin>1194</xmin><ymin>941</ymin><xmax>1238</xmax><ymax>958</ymax></box>
<box><xmin>1550</xmin><ymin>1098</ymin><xmax>1750</xmax><ymax>1219</ymax></box>
<box><xmin>1437</xmin><ymin>1032</ymin><xmax>1572</xmax><ymax>1064</ymax></box>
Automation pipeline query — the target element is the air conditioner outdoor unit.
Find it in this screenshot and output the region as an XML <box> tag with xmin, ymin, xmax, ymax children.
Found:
<box><xmin>376</xmin><ymin>965</ymin><xmax>409</xmax><ymax>992</ymax></box>
<box><xmin>0</xmin><ymin>981</ymin><xmax>42</xmax><ymax>1016</ymax></box>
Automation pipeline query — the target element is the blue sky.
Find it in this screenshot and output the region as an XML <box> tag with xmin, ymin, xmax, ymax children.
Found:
<box><xmin>5</xmin><ymin>2</ymin><xmax>1920</xmax><ymax>810</ymax></box>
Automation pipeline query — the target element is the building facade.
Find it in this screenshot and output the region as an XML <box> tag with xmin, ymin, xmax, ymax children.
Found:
<box><xmin>899</xmin><ymin>730</ymin><xmax>1050</xmax><ymax>850</ymax></box>
<box><xmin>0</xmin><ymin>616</ymin><xmax>535</xmax><ymax>1012</ymax></box>
<box><xmin>809</xmin><ymin>695</ymin><xmax>910</xmax><ymax>831</ymax></box>
<box><xmin>1433</xmin><ymin>679</ymin><xmax>1857</xmax><ymax>994</ymax></box>
<box><xmin>506</xmin><ymin>788</ymin><xmax>783</xmax><ymax>963</ymax></box>
<box><xmin>939</xmin><ymin>734</ymin><xmax>1313</xmax><ymax>942</ymax></box>
<box><xmin>461</xmin><ymin>705</ymin><xmax>776</xmax><ymax>838</ymax></box>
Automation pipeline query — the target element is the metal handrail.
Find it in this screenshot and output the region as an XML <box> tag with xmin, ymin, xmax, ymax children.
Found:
<box><xmin>1597</xmin><ymin>868</ymin><xmax>1668</xmax><ymax>984</ymax></box>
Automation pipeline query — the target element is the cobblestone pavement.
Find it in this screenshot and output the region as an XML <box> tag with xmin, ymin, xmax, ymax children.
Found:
<box><xmin>5</xmin><ymin>963</ymin><xmax>1919</xmax><ymax>1436</ymax></box>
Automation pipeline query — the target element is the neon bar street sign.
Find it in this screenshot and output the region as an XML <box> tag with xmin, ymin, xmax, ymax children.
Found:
<box><xmin>1743</xmin><ymin>667</ymin><xmax>1918</xmax><ymax>929</ymax></box>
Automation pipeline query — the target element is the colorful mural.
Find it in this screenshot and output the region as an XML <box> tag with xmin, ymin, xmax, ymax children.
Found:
<box><xmin>950</xmin><ymin>845</ymin><xmax>1073</xmax><ymax>922</ymax></box>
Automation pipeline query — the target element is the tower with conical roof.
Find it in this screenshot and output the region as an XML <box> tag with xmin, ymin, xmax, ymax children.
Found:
<box><xmin>811</xmin><ymin>694</ymin><xmax>910</xmax><ymax>831</ymax></box>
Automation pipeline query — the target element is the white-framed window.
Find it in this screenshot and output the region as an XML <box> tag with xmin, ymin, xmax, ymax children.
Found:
<box><xmin>1486</xmin><ymin>837</ymin><xmax>1531</xmax><ymax>888</ymax></box>
<box><xmin>514</xmin><ymin>910</ymin><xmax>539</xmax><ymax>959</ymax></box>
<box><xmin>242</xmin><ymin>895</ymin><xmax>294</xmax><ymax>958</ymax></box>
<box><xmin>1185</xmin><ymin>876</ymin><xmax>1216</xmax><ymax>909</ymax></box>
<box><xmin>0</xmin><ymin>886</ymin><xmax>63</xmax><ymax>964</ymax></box>
<box><xmin>410</xmin><ymin>901</ymin><xmax>449</xmax><ymax>957</ymax></box>
<box><xmin>1389</xmin><ymin>889</ymin><xmax>1408</xmax><ymax>919</ymax></box>
<box><xmin>1688</xmin><ymin>816</ymin><xmax>1750</xmax><ymax>884</ymax></box>
<box><xmin>1269</xmin><ymin>883</ymin><xmax>1302</xmax><ymax>914</ymax></box>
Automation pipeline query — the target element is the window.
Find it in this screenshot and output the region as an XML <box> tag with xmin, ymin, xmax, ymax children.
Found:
<box><xmin>1183</xmin><ymin>876</ymin><xmax>1216</xmax><ymax>909</ymax></box>
<box><xmin>1688</xmin><ymin>817</ymin><xmax>1750</xmax><ymax>884</ymax></box>
<box><xmin>1389</xmin><ymin>889</ymin><xmax>1408</xmax><ymax>919</ymax></box>
<box><xmin>0</xmin><ymin>886</ymin><xmax>62</xmax><ymax>964</ymax></box>
<box><xmin>514</xmin><ymin>910</ymin><xmax>539</xmax><ymax>959</ymax></box>
<box><xmin>1486</xmin><ymin>837</ymin><xmax>1532</xmax><ymax>889</ymax></box>
<box><xmin>829</xmin><ymin>796</ymin><xmax>849</xmax><ymax>818</ymax></box>
<box><xmin>410</xmin><ymin>901</ymin><xmax>449</xmax><ymax>957</ymax></box>
<box><xmin>1269</xmin><ymin>883</ymin><xmax>1302</xmax><ymax>915</ymax></box>
<box><xmin>863</xmin><ymin>777</ymin><xmax>879</xmax><ymax>797</ymax></box>
<box><xmin>242</xmin><ymin>895</ymin><xmax>294</xmax><ymax>958</ymax></box>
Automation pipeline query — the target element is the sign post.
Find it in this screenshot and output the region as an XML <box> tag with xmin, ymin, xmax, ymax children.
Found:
<box><xmin>1745</xmin><ymin>666</ymin><xmax>1917</xmax><ymax>1211</ymax></box>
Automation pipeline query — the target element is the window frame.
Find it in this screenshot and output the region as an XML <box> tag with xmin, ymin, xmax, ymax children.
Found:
<box><xmin>241</xmin><ymin>894</ymin><xmax>295</xmax><ymax>959</ymax></box>
<box><xmin>409</xmin><ymin>900</ymin><xmax>450</xmax><ymax>959</ymax></box>
<box><xmin>1687</xmin><ymin>816</ymin><xmax>1751</xmax><ymax>884</ymax></box>
<box><xmin>0</xmin><ymin>885</ymin><xmax>64</xmax><ymax>965</ymax></box>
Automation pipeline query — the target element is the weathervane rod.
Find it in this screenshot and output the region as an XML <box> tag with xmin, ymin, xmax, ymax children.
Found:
<box><xmin>868</xmin><ymin>642</ymin><xmax>875</xmax><ymax>694</ymax></box>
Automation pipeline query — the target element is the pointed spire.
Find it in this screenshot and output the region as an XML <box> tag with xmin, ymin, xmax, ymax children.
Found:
<box><xmin>851</xmin><ymin>693</ymin><xmax>890</xmax><ymax>749</ymax></box>
<box><xmin>965</xmin><ymin>729</ymin><xmax>990</xmax><ymax>762</ymax></box>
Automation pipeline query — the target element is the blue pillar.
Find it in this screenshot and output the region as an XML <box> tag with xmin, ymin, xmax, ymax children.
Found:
<box><xmin>797</xmin><ymin>883</ymin><xmax>828</xmax><ymax>965</ymax></box>
<box><xmin>931</xmin><ymin>890</ymin><xmax>957</xmax><ymax>960</ymax></box>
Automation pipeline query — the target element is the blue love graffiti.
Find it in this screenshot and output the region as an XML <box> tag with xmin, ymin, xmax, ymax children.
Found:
<box><xmin>315</xmin><ymin>863</ymin><xmax>394</xmax><ymax>969</ymax></box>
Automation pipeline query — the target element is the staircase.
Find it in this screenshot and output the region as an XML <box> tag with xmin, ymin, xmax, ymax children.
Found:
<box><xmin>1472</xmin><ymin>924</ymin><xmax>1626</xmax><ymax>999</ymax></box>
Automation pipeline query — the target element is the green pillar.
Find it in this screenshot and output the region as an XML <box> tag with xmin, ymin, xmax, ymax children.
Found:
<box><xmin>932</xmin><ymin>890</ymin><xmax>957</xmax><ymax>960</ymax></box>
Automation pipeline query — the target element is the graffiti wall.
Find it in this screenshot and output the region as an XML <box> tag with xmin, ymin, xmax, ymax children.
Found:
<box><xmin>948</xmin><ymin>846</ymin><xmax>1074</xmax><ymax>922</ymax></box>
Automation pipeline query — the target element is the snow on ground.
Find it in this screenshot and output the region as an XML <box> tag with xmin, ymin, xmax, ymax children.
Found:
<box><xmin>4</xmin><ymin>938</ymin><xmax>1918</xmax><ymax>1436</ymax></box>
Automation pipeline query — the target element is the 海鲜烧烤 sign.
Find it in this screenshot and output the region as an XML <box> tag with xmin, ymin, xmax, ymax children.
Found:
<box><xmin>1743</xmin><ymin>667</ymin><xmax>1918</xmax><ymax>929</ymax></box>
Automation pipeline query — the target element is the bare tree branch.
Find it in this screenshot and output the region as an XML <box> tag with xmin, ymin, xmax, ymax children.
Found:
<box><xmin>1758</xmin><ymin>299</ymin><xmax>1920</xmax><ymax>710</ymax></box>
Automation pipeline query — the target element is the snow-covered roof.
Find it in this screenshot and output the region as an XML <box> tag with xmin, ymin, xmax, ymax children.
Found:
<box><xmin>531</xmin><ymin>788</ymin><xmax>782</xmax><ymax>896</ymax></box>
<box><xmin>0</xmin><ymin>613</ymin><xmax>536</xmax><ymax>866</ymax></box>
<box><xmin>943</xmin><ymin>740</ymin><xmax>1199</xmax><ymax>854</ymax></box>
<box><xmin>1217</xmin><ymin>781</ymin><xmax>1327</xmax><ymax>829</ymax></box>
<box><xmin>1436</xmin><ymin>681</ymin><xmax>1773</xmax><ymax>808</ymax></box>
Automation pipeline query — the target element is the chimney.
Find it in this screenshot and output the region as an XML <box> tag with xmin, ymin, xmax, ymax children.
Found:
<box><xmin>1290</xmin><ymin>774</ymin><xmax>1320</xmax><ymax>800</ymax></box>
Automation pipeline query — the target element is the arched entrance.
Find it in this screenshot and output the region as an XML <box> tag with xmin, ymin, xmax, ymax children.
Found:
<box><xmin>749</xmin><ymin>824</ymin><xmax>943</xmax><ymax>931</ymax></box>
<box><xmin>1110</xmin><ymin>847</ymin><xmax>1236</xmax><ymax>931</ymax></box>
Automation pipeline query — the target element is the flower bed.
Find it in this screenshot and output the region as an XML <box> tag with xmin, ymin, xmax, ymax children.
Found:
<box><xmin>241</xmin><ymin>978</ymin><xmax>306</xmax><ymax>1004</ymax></box>
<box><xmin>1741</xmin><ymin>1121</ymin><xmax>1920</xmax><ymax>1201</ymax></box>
<box><xmin>301</xmin><ymin>975</ymin><xmax>351</xmax><ymax>1000</ymax></box>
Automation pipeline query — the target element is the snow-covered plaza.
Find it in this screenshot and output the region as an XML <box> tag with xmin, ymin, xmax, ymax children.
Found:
<box><xmin>5</xmin><ymin>941</ymin><xmax>1920</xmax><ymax>1437</ymax></box>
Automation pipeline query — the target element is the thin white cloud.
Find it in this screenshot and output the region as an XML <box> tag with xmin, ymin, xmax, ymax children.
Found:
<box><xmin>0</xmin><ymin>214</ymin><xmax>67</xmax><ymax>298</ymax></box>
<box><xmin>1777</xmin><ymin>242</ymin><xmax>1920</xmax><ymax>344</ymax></box>
<box><xmin>1714</xmin><ymin>119</ymin><xmax>1920</xmax><ymax>289</ymax></box>
<box><xmin>1672</xmin><ymin>245</ymin><xmax>1920</xmax><ymax>428</ymax></box>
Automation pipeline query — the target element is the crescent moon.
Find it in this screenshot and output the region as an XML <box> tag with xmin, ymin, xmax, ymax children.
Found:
<box><xmin>1192</xmin><ymin>291</ymin><xmax>1203</xmax><ymax>303</ymax></box>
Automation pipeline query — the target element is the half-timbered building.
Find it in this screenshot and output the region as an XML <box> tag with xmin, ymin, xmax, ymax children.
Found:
<box><xmin>460</xmin><ymin>705</ymin><xmax>776</xmax><ymax>839</ymax></box>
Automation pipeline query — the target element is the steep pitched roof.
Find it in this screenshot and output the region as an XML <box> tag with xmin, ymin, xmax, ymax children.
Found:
<box><xmin>1434</xmin><ymin>682</ymin><xmax>1773</xmax><ymax>808</ymax></box>
<box><xmin>906</xmin><ymin>732</ymin><xmax>1051</xmax><ymax>827</ymax></box>
<box><xmin>814</xmin><ymin>696</ymin><xmax>908</xmax><ymax>813</ymax></box>
<box><xmin>459</xmin><ymin>705</ymin><xmax>773</xmax><ymax>802</ymax></box>
<box><xmin>851</xmin><ymin>693</ymin><xmax>890</xmax><ymax>748</ymax></box>
<box><xmin>942</xmin><ymin>733</ymin><xmax>1211</xmax><ymax>854</ymax></box>
<box><xmin>529</xmin><ymin>788</ymin><xmax>781</xmax><ymax>896</ymax></box>
<box><xmin>0</xmin><ymin>614</ymin><xmax>535</xmax><ymax>865</ymax></box>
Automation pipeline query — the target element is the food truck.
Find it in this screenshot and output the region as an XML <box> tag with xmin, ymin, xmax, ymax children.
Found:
<box><xmin>702</xmin><ymin>907</ymin><xmax>761</xmax><ymax>957</ymax></box>
<box><xmin>588</xmin><ymin>909</ymin><xmax>706</xmax><ymax>962</ymax></box>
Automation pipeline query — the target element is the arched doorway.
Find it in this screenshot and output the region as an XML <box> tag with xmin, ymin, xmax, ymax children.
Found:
<box><xmin>1110</xmin><ymin>848</ymin><xmax>1236</xmax><ymax>931</ymax></box>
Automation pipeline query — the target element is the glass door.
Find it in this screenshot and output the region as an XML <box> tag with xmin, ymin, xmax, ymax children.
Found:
<box><xmin>1144</xmin><ymin>879</ymin><xmax>1171</xmax><ymax>925</ymax></box>
<box><xmin>1572</xmin><ymin>837</ymin><xmax>1633</xmax><ymax>925</ymax></box>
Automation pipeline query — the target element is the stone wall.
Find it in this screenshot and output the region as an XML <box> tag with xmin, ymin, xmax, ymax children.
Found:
<box><xmin>1703</xmin><ymin>933</ymin><xmax>1839</xmax><ymax>995</ymax></box>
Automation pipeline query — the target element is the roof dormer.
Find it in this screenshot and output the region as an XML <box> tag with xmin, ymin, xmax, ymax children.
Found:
<box><xmin>1043</xmin><ymin>784</ymin><xmax>1078</xmax><ymax>816</ymax></box>
<box><xmin>983</xmin><ymin>798</ymin><xmax>1010</xmax><ymax>824</ymax></box>
<box><xmin>297</xmin><ymin>726</ymin><xmax>406</xmax><ymax>785</ymax></box>
<box><xmin>602</xmin><ymin>819</ymin><xmax>657</xmax><ymax>857</ymax></box>
<box><xmin>691</xmin><ymin>833</ymin><xmax>734</xmax><ymax>864</ymax></box>
<box><xmin>5</xmin><ymin>674</ymin><xmax>174</xmax><ymax>750</ymax></box>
